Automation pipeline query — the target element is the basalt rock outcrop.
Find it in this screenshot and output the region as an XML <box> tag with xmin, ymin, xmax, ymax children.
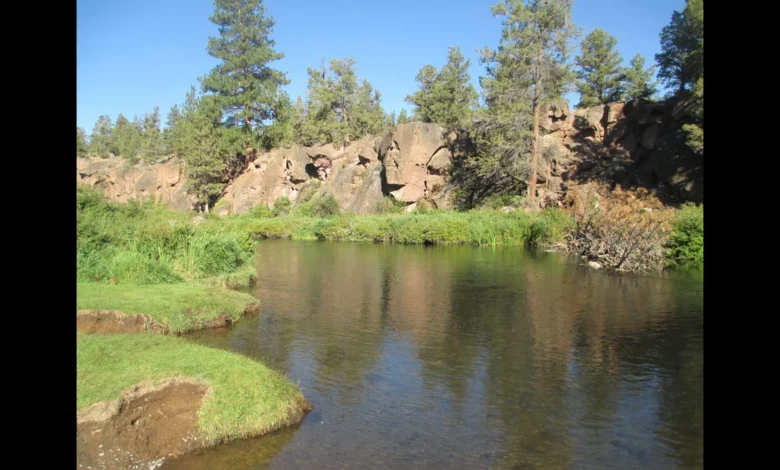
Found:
<box><xmin>77</xmin><ymin>156</ymin><xmax>195</xmax><ymax>210</ymax></box>
<box><xmin>76</xmin><ymin>97</ymin><xmax>702</xmax><ymax>214</ymax></box>
<box><xmin>215</xmin><ymin>124</ymin><xmax>460</xmax><ymax>215</ymax></box>
<box><xmin>536</xmin><ymin>96</ymin><xmax>703</xmax><ymax>207</ymax></box>
<box><xmin>218</xmin><ymin>135</ymin><xmax>386</xmax><ymax>215</ymax></box>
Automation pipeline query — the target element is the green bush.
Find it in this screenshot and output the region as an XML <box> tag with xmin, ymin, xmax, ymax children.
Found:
<box><xmin>374</xmin><ymin>196</ymin><xmax>405</xmax><ymax>214</ymax></box>
<box><xmin>298</xmin><ymin>194</ymin><xmax>340</xmax><ymax>217</ymax></box>
<box><xmin>273</xmin><ymin>196</ymin><xmax>292</xmax><ymax>216</ymax></box>
<box><xmin>248</xmin><ymin>203</ymin><xmax>275</xmax><ymax>218</ymax></box>
<box><xmin>666</xmin><ymin>203</ymin><xmax>703</xmax><ymax>265</ymax></box>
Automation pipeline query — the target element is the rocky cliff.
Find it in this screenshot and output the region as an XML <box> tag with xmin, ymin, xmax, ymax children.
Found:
<box><xmin>76</xmin><ymin>97</ymin><xmax>702</xmax><ymax>213</ymax></box>
<box><xmin>77</xmin><ymin>156</ymin><xmax>195</xmax><ymax>210</ymax></box>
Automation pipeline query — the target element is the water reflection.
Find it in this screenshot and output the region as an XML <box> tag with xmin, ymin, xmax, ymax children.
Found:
<box><xmin>174</xmin><ymin>240</ymin><xmax>702</xmax><ymax>469</ymax></box>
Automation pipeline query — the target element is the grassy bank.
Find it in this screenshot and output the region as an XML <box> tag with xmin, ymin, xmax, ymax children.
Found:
<box><xmin>77</xmin><ymin>186</ymin><xmax>256</xmax><ymax>287</ymax></box>
<box><xmin>77</xmin><ymin>282</ymin><xmax>259</xmax><ymax>334</ymax></box>
<box><xmin>204</xmin><ymin>205</ymin><xmax>574</xmax><ymax>248</ymax></box>
<box><xmin>77</xmin><ymin>332</ymin><xmax>308</xmax><ymax>444</ymax></box>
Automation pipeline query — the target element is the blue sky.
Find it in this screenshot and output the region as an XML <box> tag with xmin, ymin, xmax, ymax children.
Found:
<box><xmin>77</xmin><ymin>0</ymin><xmax>685</xmax><ymax>134</ymax></box>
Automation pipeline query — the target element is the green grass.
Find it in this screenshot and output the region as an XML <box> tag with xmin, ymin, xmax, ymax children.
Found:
<box><xmin>77</xmin><ymin>186</ymin><xmax>256</xmax><ymax>286</ymax></box>
<box><xmin>77</xmin><ymin>282</ymin><xmax>259</xmax><ymax>334</ymax></box>
<box><xmin>210</xmin><ymin>207</ymin><xmax>574</xmax><ymax>247</ymax></box>
<box><xmin>77</xmin><ymin>332</ymin><xmax>306</xmax><ymax>444</ymax></box>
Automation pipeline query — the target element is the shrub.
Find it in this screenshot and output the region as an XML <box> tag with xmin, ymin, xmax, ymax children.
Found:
<box><xmin>564</xmin><ymin>184</ymin><xmax>673</xmax><ymax>273</ymax></box>
<box><xmin>374</xmin><ymin>196</ymin><xmax>405</xmax><ymax>214</ymax></box>
<box><xmin>666</xmin><ymin>203</ymin><xmax>703</xmax><ymax>265</ymax></box>
<box><xmin>299</xmin><ymin>194</ymin><xmax>340</xmax><ymax>217</ymax></box>
<box><xmin>248</xmin><ymin>203</ymin><xmax>275</xmax><ymax>218</ymax></box>
<box><xmin>272</xmin><ymin>196</ymin><xmax>292</xmax><ymax>216</ymax></box>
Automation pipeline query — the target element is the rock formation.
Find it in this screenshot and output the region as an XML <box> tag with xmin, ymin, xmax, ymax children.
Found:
<box><xmin>76</xmin><ymin>97</ymin><xmax>702</xmax><ymax>214</ymax></box>
<box><xmin>77</xmin><ymin>156</ymin><xmax>195</xmax><ymax>210</ymax></box>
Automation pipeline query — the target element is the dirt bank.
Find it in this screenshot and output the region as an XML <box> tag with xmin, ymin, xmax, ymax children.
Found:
<box><xmin>76</xmin><ymin>303</ymin><xmax>260</xmax><ymax>335</ymax></box>
<box><xmin>77</xmin><ymin>378</ymin><xmax>313</xmax><ymax>469</ymax></box>
<box><xmin>77</xmin><ymin>378</ymin><xmax>209</xmax><ymax>470</ymax></box>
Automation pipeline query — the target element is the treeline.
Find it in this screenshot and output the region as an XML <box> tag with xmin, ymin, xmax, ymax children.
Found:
<box><xmin>78</xmin><ymin>0</ymin><xmax>703</xmax><ymax>210</ymax></box>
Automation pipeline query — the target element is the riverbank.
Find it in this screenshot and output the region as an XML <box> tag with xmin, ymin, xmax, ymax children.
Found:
<box><xmin>204</xmin><ymin>205</ymin><xmax>573</xmax><ymax>248</ymax></box>
<box><xmin>77</xmin><ymin>332</ymin><xmax>311</xmax><ymax>469</ymax></box>
<box><xmin>77</xmin><ymin>282</ymin><xmax>260</xmax><ymax>334</ymax></box>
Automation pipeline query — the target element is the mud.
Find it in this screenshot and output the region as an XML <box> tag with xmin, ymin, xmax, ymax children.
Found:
<box><xmin>77</xmin><ymin>378</ymin><xmax>210</xmax><ymax>470</ymax></box>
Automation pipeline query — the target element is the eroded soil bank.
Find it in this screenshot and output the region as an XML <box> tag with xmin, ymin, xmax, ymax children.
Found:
<box><xmin>77</xmin><ymin>379</ymin><xmax>209</xmax><ymax>470</ymax></box>
<box><xmin>76</xmin><ymin>302</ymin><xmax>260</xmax><ymax>335</ymax></box>
<box><xmin>77</xmin><ymin>378</ymin><xmax>312</xmax><ymax>470</ymax></box>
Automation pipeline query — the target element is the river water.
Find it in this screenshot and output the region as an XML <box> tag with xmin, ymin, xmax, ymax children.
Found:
<box><xmin>165</xmin><ymin>240</ymin><xmax>703</xmax><ymax>469</ymax></box>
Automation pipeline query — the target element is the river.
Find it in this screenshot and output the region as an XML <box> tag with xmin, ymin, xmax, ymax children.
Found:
<box><xmin>164</xmin><ymin>240</ymin><xmax>703</xmax><ymax>469</ymax></box>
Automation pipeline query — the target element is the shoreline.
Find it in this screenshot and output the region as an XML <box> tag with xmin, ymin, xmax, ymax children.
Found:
<box><xmin>77</xmin><ymin>333</ymin><xmax>312</xmax><ymax>469</ymax></box>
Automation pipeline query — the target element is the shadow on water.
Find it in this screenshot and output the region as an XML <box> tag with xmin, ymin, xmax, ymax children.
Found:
<box><xmin>170</xmin><ymin>240</ymin><xmax>703</xmax><ymax>469</ymax></box>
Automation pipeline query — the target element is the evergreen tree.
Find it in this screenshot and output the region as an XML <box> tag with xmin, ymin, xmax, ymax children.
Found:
<box><xmin>164</xmin><ymin>104</ymin><xmax>183</xmax><ymax>155</ymax></box>
<box><xmin>179</xmin><ymin>93</ymin><xmax>233</xmax><ymax>211</ymax></box>
<box><xmin>682</xmin><ymin>77</ymin><xmax>703</xmax><ymax>153</ymax></box>
<box><xmin>260</xmin><ymin>90</ymin><xmax>296</xmax><ymax>149</ymax></box>
<box><xmin>112</xmin><ymin>114</ymin><xmax>143</xmax><ymax>162</ymax></box>
<box><xmin>575</xmin><ymin>28</ymin><xmax>624</xmax><ymax>107</ymax></box>
<box><xmin>201</xmin><ymin>0</ymin><xmax>289</xmax><ymax>140</ymax></box>
<box><xmin>475</xmin><ymin>0</ymin><xmax>579</xmax><ymax>202</ymax></box>
<box><xmin>77</xmin><ymin>127</ymin><xmax>88</xmax><ymax>158</ymax></box>
<box><xmin>405</xmin><ymin>46</ymin><xmax>479</xmax><ymax>129</ymax></box>
<box><xmin>304</xmin><ymin>58</ymin><xmax>388</xmax><ymax>146</ymax></box>
<box><xmin>623</xmin><ymin>53</ymin><xmax>657</xmax><ymax>102</ymax></box>
<box><xmin>397</xmin><ymin>108</ymin><xmax>410</xmax><ymax>124</ymax></box>
<box><xmin>656</xmin><ymin>0</ymin><xmax>702</xmax><ymax>152</ymax></box>
<box><xmin>655</xmin><ymin>0</ymin><xmax>703</xmax><ymax>93</ymax></box>
<box><xmin>141</xmin><ymin>106</ymin><xmax>163</xmax><ymax>161</ymax></box>
<box><xmin>89</xmin><ymin>115</ymin><xmax>114</xmax><ymax>158</ymax></box>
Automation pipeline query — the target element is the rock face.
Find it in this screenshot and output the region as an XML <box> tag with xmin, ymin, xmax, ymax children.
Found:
<box><xmin>77</xmin><ymin>96</ymin><xmax>701</xmax><ymax>215</ymax></box>
<box><xmin>378</xmin><ymin>122</ymin><xmax>452</xmax><ymax>203</ymax></box>
<box><xmin>537</xmin><ymin>97</ymin><xmax>703</xmax><ymax>207</ymax></box>
<box><xmin>219</xmin><ymin>135</ymin><xmax>386</xmax><ymax>214</ymax></box>
<box><xmin>76</xmin><ymin>157</ymin><xmax>195</xmax><ymax>210</ymax></box>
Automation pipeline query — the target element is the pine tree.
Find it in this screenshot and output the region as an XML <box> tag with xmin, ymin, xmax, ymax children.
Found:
<box><xmin>141</xmin><ymin>106</ymin><xmax>163</xmax><ymax>161</ymax></box>
<box><xmin>201</xmin><ymin>0</ymin><xmax>289</xmax><ymax>139</ymax></box>
<box><xmin>77</xmin><ymin>127</ymin><xmax>88</xmax><ymax>158</ymax></box>
<box><xmin>656</xmin><ymin>0</ymin><xmax>703</xmax><ymax>152</ymax></box>
<box><xmin>164</xmin><ymin>104</ymin><xmax>183</xmax><ymax>155</ymax></box>
<box><xmin>655</xmin><ymin>0</ymin><xmax>703</xmax><ymax>93</ymax></box>
<box><xmin>476</xmin><ymin>0</ymin><xmax>579</xmax><ymax>202</ymax></box>
<box><xmin>112</xmin><ymin>114</ymin><xmax>142</xmax><ymax>162</ymax></box>
<box><xmin>623</xmin><ymin>54</ymin><xmax>657</xmax><ymax>102</ymax></box>
<box><xmin>397</xmin><ymin>108</ymin><xmax>410</xmax><ymax>124</ymax></box>
<box><xmin>575</xmin><ymin>28</ymin><xmax>624</xmax><ymax>108</ymax></box>
<box><xmin>405</xmin><ymin>46</ymin><xmax>479</xmax><ymax>129</ymax></box>
<box><xmin>179</xmin><ymin>93</ymin><xmax>231</xmax><ymax>211</ymax></box>
<box><xmin>682</xmin><ymin>77</ymin><xmax>703</xmax><ymax>153</ymax></box>
<box><xmin>304</xmin><ymin>58</ymin><xmax>388</xmax><ymax>146</ymax></box>
<box><xmin>89</xmin><ymin>116</ymin><xmax>114</xmax><ymax>158</ymax></box>
<box><xmin>260</xmin><ymin>90</ymin><xmax>296</xmax><ymax>149</ymax></box>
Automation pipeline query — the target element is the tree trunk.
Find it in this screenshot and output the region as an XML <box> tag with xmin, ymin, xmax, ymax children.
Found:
<box><xmin>205</xmin><ymin>201</ymin><xmax>209</xmax><ymax>214</ymax></box>
<box><xmin>529</xmin><ymin>99</ymin><xmax>541</xmax><ymax>201</ymax></box>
